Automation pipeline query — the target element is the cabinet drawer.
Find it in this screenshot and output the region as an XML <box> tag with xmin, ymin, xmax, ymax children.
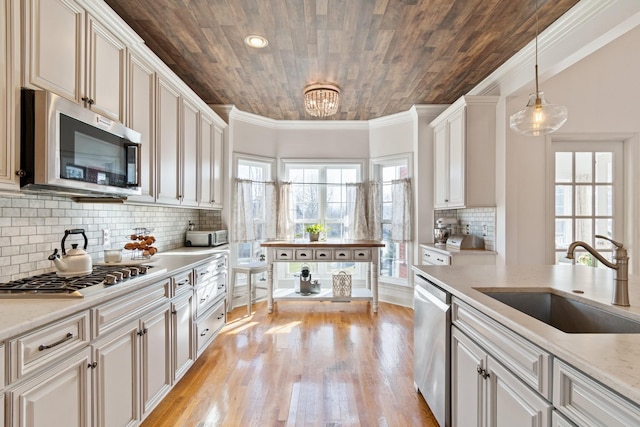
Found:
<box><xmin>9</xmin><ymin>311</ymin><xmax>90</xmax><ymax>383</ymax></box>
<box><xmin>553</xmin><ymin>359</ymin><xmax>640</xmax><ymax>426</ymax></box>
<box><xmin>422</xmin><ymin>248</ymin><xmax>450</xmax><ymax>265</ymax></box>
<box><xmin>452</xmin><ymin>298</ymin><xmax>551</xmax><ymax>399</ymax></box>
<box><xmin>353</xmin><ymin>249</ymin><xmax>371</xmax><ymax>260</ymax></box>
<box><xmin>194</xmin><ymin>256</ymin><xmax>227</xmax><ymax>285</ymax></box>
<box><xmin>295</xmin><ymin>249</ymin><xmax>313</xmax><ymax>260</ymax></box>
<box><xmin>196</xmin><ymin>300</ymin><xmax>226</xmax><ymax>355</ymax></box>
<box><xmin>195</xmin><ymin>272</ymin><xmax>226</xmax><ymax>317</ymax></box>
<box><xmin>171</xmin><ymin>270</ymin><xmax>192</xmax><ymax>297</ymax></box>
<box><xmin>275</xmin><ymin>249</ymin><xmax>293</xmax><ymax>260</ymax></box>
<box><xmin>334</xmin><ymin>249</ymin><xmax>352</xmax><ymax>260</ymax></box>
<box><xmin>93</xmin><ymin>278</ymin><xmax>170</xmax><ymax>337</ymax></box>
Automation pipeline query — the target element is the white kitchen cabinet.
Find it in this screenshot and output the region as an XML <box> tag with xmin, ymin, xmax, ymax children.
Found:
<box><xmin>172</xmin><ymin>291</ymin><xmax>195</xmax><ymax>383</ymax></box>
<box><xmin>155</xmin><ymin>75</ymin><xmax>181</xmax><ymax>206</ymax></box>
<box><xmin>451</xmin><ymin>326</ymin><xmax>552</xmax><ymax>427</ymax></box>
<box><xmin>23</xmin><ymin>0</ymin><xmax>126</xmax><ymax>122</ymax></box>
<box><xmin>421</xmin><ymin>245</ymin><xmax>496</xmax><ymax>266</ymax></box>
<box><xmin>553</xmin><ymin>359</ymin><xmax>640</xmax><ymax>426</ymax></box>
<box><xmin>9</xmin><ymin>347</ymin><xmax>92</xmax><ymax>427</ymax></box>
<box><xmin>198</xmin><ymin>111</ymin><xmax>224</xmax><ymax>209</ymax></box>
<box><xmin>0</xmin><ymin>0</ymin><xmax>19</xmax><ymax>192</ymax></box>
<box><xmin>126</xmin><ymin>50</ymin><xmax>156</xmax><ymax>203</ymax></box>
<box><xmin>431</xmin><ymin>96</ymin><xmax>498</xmax><ymax>209</ymax></box>
<box><xmin>93</xmin><ymin>302</ymin><xmax>171</xmax><ymax>426</ymax></box>
<box><xmin>181</xmin><ymin>97</ymin><xmax>199</xmax><ymax>207</ymax></box>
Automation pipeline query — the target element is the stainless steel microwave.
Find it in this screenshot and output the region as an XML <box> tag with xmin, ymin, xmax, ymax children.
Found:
<box><xmin>19</xmin><ymin>89</ymin><xmax>142</xmax><ymax>198</ymax></box>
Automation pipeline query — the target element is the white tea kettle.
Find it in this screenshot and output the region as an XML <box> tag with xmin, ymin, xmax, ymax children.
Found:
<box><xmin>48</xmin><ymin>229</ymin><xmax>93</xmax><ymax>277</ymax></box>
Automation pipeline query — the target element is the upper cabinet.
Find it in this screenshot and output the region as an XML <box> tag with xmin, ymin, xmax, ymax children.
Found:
<box><xmin>198</xmin><ymin>111</ymin><xmax>224</xmax><ymax>209</ymax></box>
<box><xmin>431</xmin><ymin>96</ymin><xmax>498</xmax><ymax>210</ymax></box>
<box><xmin>23</xmin><ymin>0</ymin><xmax>126</xmax><ymax>122</ymax></box>
<box><xmin>0</xmin><ymin>0</ymin><xmax>20</xmax><ymax>191</ymax></box>
<box><xmin>156</xmin><ymin>75</ymin><xmax>182</xmax><ymax>206</ymax></box>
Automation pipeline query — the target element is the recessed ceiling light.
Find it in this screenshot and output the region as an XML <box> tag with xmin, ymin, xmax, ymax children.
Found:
<box><xmin>244</xmin><ymin>35</ymin><xmax>268</xmax><ymax>49</ymax></box>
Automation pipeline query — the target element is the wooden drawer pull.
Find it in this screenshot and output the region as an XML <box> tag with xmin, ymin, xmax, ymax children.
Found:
<box><xmin>39</xmin><ymin>332</ymin><xmax>73</xmax><ymax>351</ymax></box>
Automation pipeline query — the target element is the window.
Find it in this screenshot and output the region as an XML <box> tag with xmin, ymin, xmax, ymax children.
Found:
<box><xmin>283</xmin><ymin>161</ymin><xmax>363</xmax><ymax>277</ymax></box>
<box><xmin>372</xmin><ymin>154</ymin><xmax>412</xmax><ymax>284</ymax></box>
<box><xmin>235</xmin><ymin>155</ymin><xmax>274</xmax><ymax>263</ymax></box>
<box><xmin>550</xmin><ymin>141</ymin><xmax>623</xmax><ymax>266</ymax></box>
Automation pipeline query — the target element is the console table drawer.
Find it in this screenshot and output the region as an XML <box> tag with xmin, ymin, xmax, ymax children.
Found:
<box><xmin>334</xmin><ymin>249</ymin><xmax>352</xmax><ymax>260</ymax></box>
<box><xmin>315</xmin><ymin>249</ymin><xmax>333</xmax><ymax>260</ymax></box>
<box><xmin>353</xmin><ymin>249</ymin><xmax>371</xmax><ymax>260</ymax></box>
<box><xmin>275</xmin><ymin>249</ymin><xmax>294</xmax><ymax>260</ymax></box>
<box><xmin>295</xmin><ymin>249</ymin><xmax>313</xmax><ymax>260</ymax></box>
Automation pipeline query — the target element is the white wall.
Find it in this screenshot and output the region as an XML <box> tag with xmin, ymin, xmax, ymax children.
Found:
<box><xmin>503</xmin><ymin>24</ymin><xmax>640</xmax><ymax>269</ymax></box>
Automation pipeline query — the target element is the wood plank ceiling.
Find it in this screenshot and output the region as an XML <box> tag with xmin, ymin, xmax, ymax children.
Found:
<box><xmin>104</xmin><ymin>0</ymin><xmax>579</xmax><ymax>121</ymax></box>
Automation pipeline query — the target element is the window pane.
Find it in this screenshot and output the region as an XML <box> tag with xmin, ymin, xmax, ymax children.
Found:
<box><xmin>555</xmin><ymin>218</ymin><xmax>573</xmax><ymax>250</ymax></box>
<box><xmin>575</xmin><ymin>185</ymin><xmax>592</xmax><ymax>216</ymax></box>
<box><xmin>555</xmin><ymin>185</ymin><xmax>572</xmax><ymax>216</ymax></box>
<box><xmin>555</xmin><ymin>152</ymin><xmax>573</xmax><ymax>183</ymax></box>
<box><xmin>595</xmin><ymin>152</ymin><xmax>613</xmax><ymax>183</ymax></box>
<box><xmin>595</xmin><ymin>185</ymin><xmax>613</xmax><ymax>216</ymax></box>
<box><xmin>595</xmin><ymin>219</ymin><xmax>613</xmax><ymax>244</ymax></box>
<box><xmin>575</xmin><ymin>152</ymin><xmax>592</xmax><ymax>182</ymax></box>
<box><xmin>575</xmin><ymin>219</ymin><xmax>593</xmax><ymax>242</ymax></box>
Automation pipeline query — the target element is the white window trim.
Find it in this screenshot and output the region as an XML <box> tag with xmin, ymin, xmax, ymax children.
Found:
<box><xmin>371</xmin><ymin>152</ymin><xmax>414</xmax><ymax>287</ymax></box>
<box><xmin>545</xmin><ymin>135</ymin><xmax>626</xmax><ymax>266</ymax></box>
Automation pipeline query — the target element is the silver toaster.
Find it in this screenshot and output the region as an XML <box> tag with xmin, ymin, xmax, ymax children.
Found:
<box><xmin>185</xmin><ymin>230</ymin><xmax>228</xmax><ymax>247</ymax></box>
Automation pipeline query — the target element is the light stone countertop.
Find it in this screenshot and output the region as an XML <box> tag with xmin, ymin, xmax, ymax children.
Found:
<box><xmin>0</xmin><ymin>246</ymin><xmax>229</xmax><ymax>341</ymax></box>
<box><xmin>420</xmin><ymin>243</ymin><xmax>497</xmax><ymax>256</ymax></box>
<box><xmin>412</xmin><ymin>264</ymin><xmax>640</xmax><ymax>406</ymax></box>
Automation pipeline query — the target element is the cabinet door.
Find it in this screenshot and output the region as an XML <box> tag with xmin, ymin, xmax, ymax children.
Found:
<box><xmin>93</xmin><ymin>321</ymin><xmax>139</xmax><ymax>427</ymax></box>
<box><xmin>10</xmin><ymin>347</ymin><xmax>92</xmax><ymax>427</ymax></box>
<box><xmin>172</xmin><ymin>292</ymin><xmax>195</xmax><ymax>382</ymax></box>
<box><xmin>23</xmin><ymin>0</ymin><xmax>85</xmax><ymax>102</ymax></box>
<box><xmin>198</xmin><ymin>112</ymin><xmax>214</xmax><ymax>208</ymax></box>
<box><xmin>0</xmin><ymin>0</ymin><xmax>19</xmax><ymax>191</ymax></box>
<box><xmin>447</xmin><ymin>108</ymin><xmax>466</xmax><ymax>208</ymax></box>
<box><xmin>86</xmin><ymin>15</ymin><xmax>126</xmax><ymax>122</ymax></box>
<box><xmin>451</xmin><ymin>327</ymin><xmax>484</xmax><ymax>427</ymax></box>
<box><xmin>486</xmin><ymin>355</ymin><xmax>551</xmax><ymax>427</ymax></box>
<box><xmin>181</xmin><ymin>97</ymin><xmax>199</xmax><ymax>207</ymax></box>
<box><xmin>140</xmin><ymin>304</ymin><xmax>172</xmax><ymax>417</ymax></box>
<box><xmin>156</xmin><ymin>76</ymin><xmax>181</xmax><ymax>205</ymax></box>
<box><xmin>127</xmin><ymin>51</ymin><xmax>156</xmax><ymax>203</ymax></box>
<box><xmin>433</xmin><ymin>122</ymin><xmax>449</xmax><ymax>209</ymax></box>
<box><xmin>212</xmin><ymin>125</ymin><xmax>224</xmax><ymax>208</ymax></box>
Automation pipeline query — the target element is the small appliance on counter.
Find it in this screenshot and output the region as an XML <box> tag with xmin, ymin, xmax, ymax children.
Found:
<box><xmin>446</xmin><ymin>234</ymin><xmax>485</xmax><ymax>250</ymax></box>
<box><xmin>434</xmin><ymin>217</ymin><xmax>457</xmax><ymax>245</ymax></box>
<box><xmin>185</xmin><ymin>230</ymin><xmax>228</xmax><ymax>247</ymax></box>
<box><xmin>48</xmin><ymin>228</ymin><xmax>93</xmax><ymax>277</ymax></box>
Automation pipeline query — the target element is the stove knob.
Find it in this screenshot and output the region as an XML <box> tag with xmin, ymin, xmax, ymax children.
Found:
<box><xmin>138</xmin><ymin>266</ymin><xmax>149</xmax><ymax>274</ymax></box>
<box><xmin>120</xmin><ymin>269</ymin><xmax>130</xmax><ymax>279</ymax></box>
<box><xmin>104</xmin><ymin>275</ymin><xmax>117</xmax><ymax>286</ymax></box>
<box><xmin>129</xmin><ymin>267</ymin><xmax>139</xmax><ymax>276</ymax></box>
<box><xmin>111</xmin><ymin>271</ymin><xmax>123</xmax><ymax>281</ymax></box>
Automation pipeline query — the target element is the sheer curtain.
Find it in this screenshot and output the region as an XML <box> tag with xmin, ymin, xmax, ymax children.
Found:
<box><xmin>390</xmin><ymin>178</ymin><xmax>411</xmax><ymax>242</ymax></box>
<box><xmin>232</xmin><ymin>179</ymin><xmax>255</xmax><ymax>242</ymax></box>
<box><xmin>277</xmin><ymin>182</ymin><xmax>293</xmax><ymax>239</ymax></box>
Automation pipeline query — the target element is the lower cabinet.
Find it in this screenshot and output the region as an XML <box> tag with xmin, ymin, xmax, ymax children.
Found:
<box><xmin>93</xmin><ymin>302</ymin><xmax>171</xmax><ymax>427</ymax></box>
<box><xmin>451</xmin><ymin>327</ymin><xmax>552</xmax><ymax>427</ymax></box>
<box><xmin>196</xmin><ymin>299</ymin><xmax>226</xmax><ymax>357</ymax></box>
<box><xmin>8</xmin><ymin>347</ymin><xmax>93</xmax><ymax>427</ymax></box>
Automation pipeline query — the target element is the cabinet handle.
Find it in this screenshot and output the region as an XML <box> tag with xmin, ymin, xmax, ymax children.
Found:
<box><xmin>425</xmin><ymin>253</ymin><xmax>431</xmax><ymax>258</ymax></box>
<box><xmin>137</xmin><ymin>328</ymin><xmax>148</xmax><ymax>336</ymax></box>
<box><xmin>280</xmin><ymin>253</ymin><xmax>287</xmax><ymax>257</ymax></box>
<box><xmin>200</xmin><ymin>296</ymin><xmax>208</xmax><ymax>303</ymax></box>
<box><xmin>358</xmin><ymin>253</ymin><xmax>365</xmax><ymax>256</ymax></box>
<box><xmin>217</xmin><ymin>314</ymin><xmax>224</xmax><ymax>320</ymax></box>
<box><xmin>88</xmin><ymin>361</ymin><xmax>98</xmax><ymax>369</ymax></box>
<box><xmin>172</xmin><ymin>310</ymin><xmax>177</xmax><ymax>315</ymax></box>
<box><xmin>436</xmin><ymin>258</ymin><xmax>444</xmax><ymax>263</ymax></box>
<box><xmin>200</xmin><ymin>328</ymin><xmax>209</xmax><ymax>337</ymax></box>
<box><xmin>476</xmin><ymin>365</ymin><xmax>490</xmax><ymax>379</ymax></box>
<box><xmin>319</xmin><ymin>253</ymin><xmax>326</xmax><ymax>257</ymax></box>
<box><xmin>177</xmin><ymin>279</ymin><xmax>190</xmax><ymax>286</ymax></box>
<box><xmin>338</xmin><ymin>253</ymin><xmax>345</xmax><ymax>257</ymax></box>
<box><xmin>39</xmin><ymin>332</ymin><xmax>73</xmax><ymax>351</ymax></box>
<box><xmin>217</xmin><ymin>284</ymin><xmax>224</xmax><ymax>289</ymax></box>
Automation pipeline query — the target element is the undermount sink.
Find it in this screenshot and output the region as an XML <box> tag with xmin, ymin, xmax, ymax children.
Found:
<box><xmin>479</xmin><ymin>290</ymin><xmax>640</xmax><ymax>334</ymax></box>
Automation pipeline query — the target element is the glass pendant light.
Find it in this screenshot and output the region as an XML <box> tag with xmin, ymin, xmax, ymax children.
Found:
<box><xmin>510</xmin><ymin>0</ymin><xmax>567</xmax><ymax>136</ymax></box>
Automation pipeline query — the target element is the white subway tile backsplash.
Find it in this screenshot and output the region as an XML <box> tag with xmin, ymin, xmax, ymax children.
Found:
<box><xmin>0</xmin><ymin>193</ymin><xmax>224</xmax><ymax>282</ymax></box>
<box><xmin>435</xmin><ymin>207</ymin><xmax>496</xmax><ymax>252</ymax></box>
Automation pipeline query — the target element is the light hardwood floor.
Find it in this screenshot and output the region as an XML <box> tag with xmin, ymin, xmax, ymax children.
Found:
<box><xmin>141</xmin><ymin>301</ymin><xmax>438</xmax><ymax>427</ymax></box>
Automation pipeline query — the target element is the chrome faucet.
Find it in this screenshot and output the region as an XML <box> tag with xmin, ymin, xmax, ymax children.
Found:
<box><xmin>566</xmin><ymin>235</ymin><xmax>629</xmax><ymax>306</ymax></box>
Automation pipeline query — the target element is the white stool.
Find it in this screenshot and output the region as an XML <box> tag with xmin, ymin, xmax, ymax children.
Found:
<box><xmin>228</xmin><ymin>261</ymin><xmax>268</xmax><ymax>314</ymax></box>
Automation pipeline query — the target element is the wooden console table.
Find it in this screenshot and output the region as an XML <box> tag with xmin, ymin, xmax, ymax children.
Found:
<box><xmin>260</xmin><ymin>240</ymin><xmax>385</xmax><ymax>313</ymax></box>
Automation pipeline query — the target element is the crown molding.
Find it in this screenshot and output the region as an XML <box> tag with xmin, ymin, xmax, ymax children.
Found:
<box><xmin>414</xmin><ymin>105</ymin><xmax>449</xmax><ymax>123</ymax></box>
<box><xmin>229</xmin><ymin>107</ymin><xmax>369</xmax><ymax>130</ymax></box>
<box><xmin>368</xmin><ymin>108</ymin><xmax>417</xmax><ymax>129</ymax></box>
<box><xmin>470</xmin><ymin>0</ymin><xmax>640</xmax><ymax>98</ymax></box>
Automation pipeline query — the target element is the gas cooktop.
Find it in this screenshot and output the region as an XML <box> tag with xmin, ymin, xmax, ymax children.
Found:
<box><xmin>0</xmin><ymin>264</ymin><xmax>158</xmax><ymax>298</ymax></box>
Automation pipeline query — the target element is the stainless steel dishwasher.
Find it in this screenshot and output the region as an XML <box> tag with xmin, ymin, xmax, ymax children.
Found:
<box><xmin>414</xmin><ymin>273</ymin><xmax>451</xmax><ymax>427</ymax></box>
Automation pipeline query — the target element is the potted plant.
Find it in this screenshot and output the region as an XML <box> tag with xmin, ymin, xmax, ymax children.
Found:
<box><xmin>305</xmin><ymin>223</ymin><xmax>326</xmax><ymax>242</ymax></box>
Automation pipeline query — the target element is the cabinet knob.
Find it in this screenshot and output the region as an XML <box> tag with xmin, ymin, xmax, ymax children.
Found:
<box><xmin>88</xmin><ymin>361</ymin><xmax>97</xmax><ymax>369</ymax></box>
